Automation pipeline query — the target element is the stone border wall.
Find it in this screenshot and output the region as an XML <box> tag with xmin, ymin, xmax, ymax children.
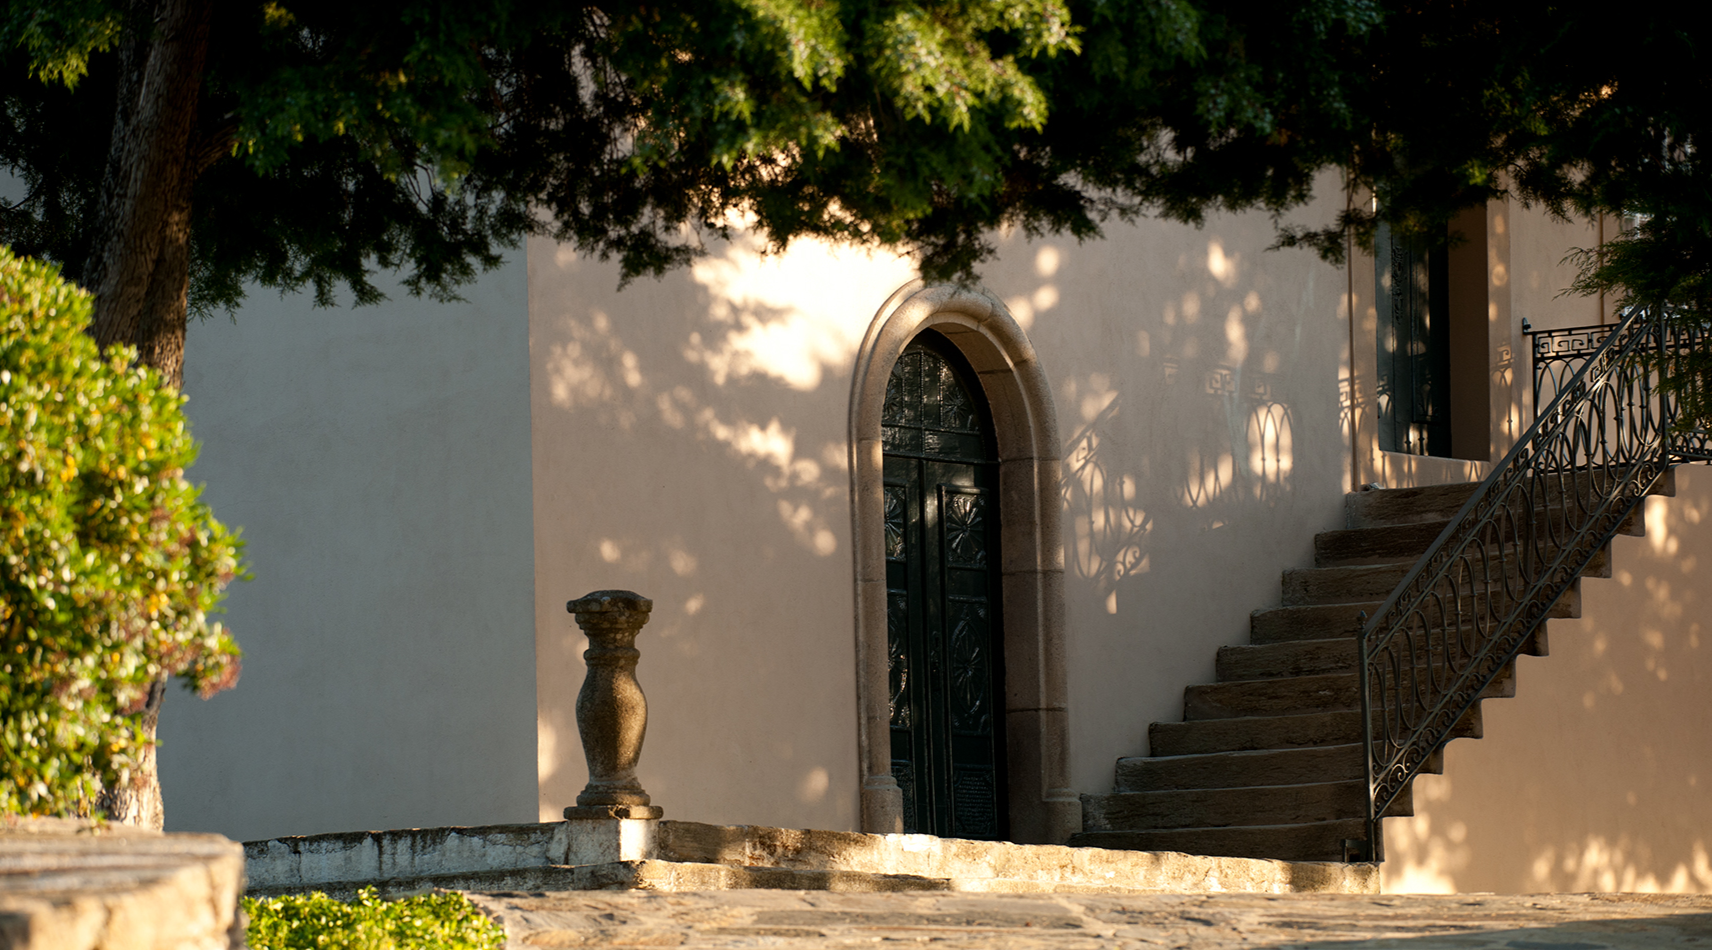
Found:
<box><xmin>245</xmin><ymin>819</ymin><xmax>1378</xmax><ymax>897</ymax></box>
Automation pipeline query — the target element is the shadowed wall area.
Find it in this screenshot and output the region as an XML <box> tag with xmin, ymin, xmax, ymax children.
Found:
<box><xmin>160</xmin><ymin>258</ymin><xmax>539</xmax><ymax>842</ymax></box>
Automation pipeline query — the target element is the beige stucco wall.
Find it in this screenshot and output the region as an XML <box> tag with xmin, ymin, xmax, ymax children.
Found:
<box><xmin>160</xmin><ymin>259</ymin><xmax>539</xmax><ymax>842</ymax></box>
<box><xmin>529</xmin><ymin>237</ymin><xmax>909</xmax><ymax>830</ymax></box>
<box><xmin>529</xmin><ymin>193</ymin><xmax>1354</xmax><ymax>830</ymax></box>
<box><xmin>1384</xmin><ymin>469</ymin><xmax>1712</xmax><ymax>893</ymax></box>
<box><xmin>142</xmin><ymin>168</ymin><xmax>1707</xmax><ymax>890</ymax></box>
<box><xmin>1376</xmin><ymin>206</ymin><xmax>1712</xmax><ymax>894</ymax></box>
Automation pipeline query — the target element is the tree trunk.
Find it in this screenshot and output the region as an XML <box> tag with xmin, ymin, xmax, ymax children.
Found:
<box><xmin>93</xmin><ymin>680</ymin><xmax>167</xmax><ymax>829</ymax></box>
<box><xmin>84</xmin><ymin>0</ymin><xmax>213</xmax><ymax>828</ymax></box>
<box><xmin>85</xmin><ymin>0</ymin><xmax>210</xmax><ymax>387</ymax></box>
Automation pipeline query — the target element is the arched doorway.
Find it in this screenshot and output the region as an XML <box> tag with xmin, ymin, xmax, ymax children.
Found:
<box><xmin>848</xmin><ymin>282</ymin><xmax>1077</xmax><ymax>845</ymax></box>
<box><xmin>882</xmin><ymin>332</ymin><xmax>1006</xmax><ymax>839</ymax></box>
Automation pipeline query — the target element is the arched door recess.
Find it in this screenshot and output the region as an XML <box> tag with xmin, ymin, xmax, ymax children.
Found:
<box><xmin>848</xmin><ymin>282</ymin><xmax>1076</xmax><ymax>845</ymax></box>
<box><xmin>883</xmin><ymin>333</ymin><xmax>1006</xmax><ymax>839</ymax></box>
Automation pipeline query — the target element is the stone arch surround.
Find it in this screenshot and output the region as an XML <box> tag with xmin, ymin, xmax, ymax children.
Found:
<box><xmin>847</xmin><ymin>281</ymin><xmax>1078</xmax><ymax>844</ymax></box>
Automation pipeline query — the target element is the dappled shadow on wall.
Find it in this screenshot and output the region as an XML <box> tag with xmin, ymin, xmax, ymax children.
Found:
<box><xmin>1033</xmin><ymin>236</ymin><xmax>1305</xmax><ymax>617</ymax></box>
<box><xmin>1383</xmin><ymin>480</ymin><xmax>1712</xmax><ymax>894</ymax></box>
<box><xmin>531</xmin><ymin>231</ymin><xmax>915</xmax><ymax>815</ymax></box>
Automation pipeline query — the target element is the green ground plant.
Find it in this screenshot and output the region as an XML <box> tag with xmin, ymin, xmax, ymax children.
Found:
<box><xmin>244</xmin><ymin>888</ymin><xmax>506</xmax><ymax>950</ymax></box>
<box><xmin>0</xmin><ymin>245</ymin><xmax>241</xmax><ymax>816</ymax></box>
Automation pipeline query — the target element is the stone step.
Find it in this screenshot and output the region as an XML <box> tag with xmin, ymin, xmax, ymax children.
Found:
<box><xmin>1657</xmin><ymin>465</ymin><xmax>1678</xmax><ymax>497</ymax></box>
<box><xmin>653</xmin><ymin>821</ymin><xmax>1374</xmax><ymax>893</ymax></box>
<box><xmin>1313</xmin><ymin>520</ymin><xmax>1451</xmax><ymax>567</ymax></box>
<box><xmin>1346</xmin><ymin>483</ymin><xmax>1482</xmax><ymax>528</ymax></box>
<box><xmin>1114</xmin><ymin>743</ymin><xmax>1365</xmax><ymax>792</ymax></box>
<box><xmin>1281</xmin><ymin>563</ymin><xmax>1411</xmax><ymax>606</ymax></box>
<box><xmin>1251</xmin><ymin>602</ymin><xmax>1379</xmax><ymax>643</ymax></box>
<box><xmin>1081</xmin><ymin>780</ymin><xmax>1413</xmax><ymax>832</ymax></box>
<box><xmin>1183</xmin><ymin>664</ymin><xmax>1516</xmax><ymax>720</ymax></box>
<box><xmin>248</xmin><ymin>860</ymin><xmax>955</xmax><ymax>899</ymax></box>
<box><xmin>245</xmin><ymin>820</ymin><xmax>1381</xmax><ymax>899</ymax></box>
<box><xmin>1312</xmin><ymin>509</ymin><xmax>1646</xmax><ymax>570</ymax></box>
<box><xmin>1183</xmin><ymin>673</ymin><xmax>1361</xmax><ymax>720</ymax></box>
<box><xmin>1218</xmin><ymin>638</ymin><xmax>1357</xmax><ymax>680</ymax></box>
<box><xmin>1070</xmin><ymin>819</ymin><xmax>1370</xmax><ymax>863</ymax></box>
<box><xmin>1251</xmin><ymin>587</ymin><xmax>1579</xmax><ymax>643</ymax></box>
<box><xmin>1281</xmin><ymin>546</ymin><xmax>1609</xmax><ymax>607</ymax></box>
<box><xmin>1219</xmin><ymin>623</ymin><xmax>1549</xmax><ymax>681</ymax></box>
<box><xmin>1346</xmin><ymin>470</ymin><xmax>1673</xmax><ymax>529</ymax></box>
<box><xmin>1148</xmin><ymin>702</ymin><xmax>1483</xmax><ymax>757</ymax></box>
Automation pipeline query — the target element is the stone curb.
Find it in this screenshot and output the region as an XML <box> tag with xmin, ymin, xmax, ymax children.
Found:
<box><xmin>1</xmin><ymin>821</ymin><xmax>244</xmax><ymax>950</ymax></box>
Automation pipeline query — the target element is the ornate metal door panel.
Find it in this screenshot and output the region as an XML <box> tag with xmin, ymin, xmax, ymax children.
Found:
<box><xmin>881</xmin><ymin>334</ymin><xmax>1007</xmax><ymax>840</ymax></box>
<box><xmin>1376</xmin><ymin>222</ymin><xmax>1452</xmax><ymax>456</ymax></box>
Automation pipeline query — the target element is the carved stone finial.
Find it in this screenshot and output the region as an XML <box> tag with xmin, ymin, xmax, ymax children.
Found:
<box><xmin>564</xmin><ymin>590</ymin><xmax>663</xmax><ymax>820</ymax></box>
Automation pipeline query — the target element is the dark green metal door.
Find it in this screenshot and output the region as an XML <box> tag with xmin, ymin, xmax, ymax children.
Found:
<box><xmin>1376</xmin><ymin>221</ymin><xmax>1452</xmax><ymax>456</ymax></box>
<box><xmin>881</xmin><ymin>332</ymin><xmax>1007</xmax><ymax>840</ymax></box>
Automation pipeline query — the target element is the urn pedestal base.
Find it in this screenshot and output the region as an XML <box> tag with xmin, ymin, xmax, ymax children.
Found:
<box><xmin>558</xmin><ymin>815</ymin><xmax>660</xmax><ymax>866</ymax></box>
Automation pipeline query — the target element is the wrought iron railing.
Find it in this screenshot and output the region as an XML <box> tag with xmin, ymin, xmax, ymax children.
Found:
<box><xmin>1356</xmin><ymin>306</ymin><xmax>1712</xmax><ymax>860</ymax></box>
<box><xmin>1529</xmin><ymin>318</ymin><xmax>1712</xmax><ymax>461</ymax></box>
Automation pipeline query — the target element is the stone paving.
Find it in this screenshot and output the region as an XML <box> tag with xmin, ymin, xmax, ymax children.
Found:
<box><xmin>468</xmin><ymin>890</ymin><xmax>1712</xmax><ymax>950</ymax></box>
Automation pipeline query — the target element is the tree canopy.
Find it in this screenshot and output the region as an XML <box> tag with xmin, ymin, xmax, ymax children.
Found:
<box><xmin>6</xmin><ymin>2</ymin><xmax>1706</xmax><ymax>336</ymax></box>
<box><xmin>3</xmin><ymin>2</ymin><xmax>1712</xmax><ymax>311</ymax></box>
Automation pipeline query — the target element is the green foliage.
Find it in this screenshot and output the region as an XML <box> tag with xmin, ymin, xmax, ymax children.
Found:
<box><xmin>1571</xmin><ymin>216</ymin><xmax>1712</xmax><ymax>430</ymax></box>
<box><xmin>4</xmin><ymin>1</ymin><xmax>1708</xmax><ymax>323</ymax></box>
<box><xmin>1</xmin><ymin>0</ymin><xmax>1087</xmax><ymax>313</ymax></box>
<box><xmin>0</xmin><ymin>246</ymin><xmax>241</xmax><ymax>817</ymax></box>
<box><xmin>244</xmin><ymin>889</ymin><xmax>506</xmax><ymax>950</ymax></box>
<box><xmin>0</xmin><ymin>1</ymin><xmax>123</xmax><ymax>88</ymax></box>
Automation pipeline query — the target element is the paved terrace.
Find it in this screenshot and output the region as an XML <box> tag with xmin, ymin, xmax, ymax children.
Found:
<box><xmin>470</xmin><ymin>890</ymin><xmax>1712</xmax><ymax>949</ymax></box>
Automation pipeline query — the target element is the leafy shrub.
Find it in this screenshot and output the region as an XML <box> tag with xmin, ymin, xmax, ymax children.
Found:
<box><xmin>0</xmin><ymin>246</ymin><xmax>242</xmax><ymax>816</ymax></box>
<box><xmin>245</xmin><ymin>889</ymin><xmax>506</xmax><ymax>950</ymax></box>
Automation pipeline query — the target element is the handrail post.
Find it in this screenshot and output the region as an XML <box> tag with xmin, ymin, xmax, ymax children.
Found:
<box><xmin>1356</xmin><ymin>610</ymin><xmax>1378</xmax><ymax>863</ymax></box>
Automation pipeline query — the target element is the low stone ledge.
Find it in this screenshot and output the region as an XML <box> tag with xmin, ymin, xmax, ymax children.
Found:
<box><xmin>244</xmin><ymin>818</ymin><xmax>1376</xmax><ymax>897</ymax></box>
<box><xmin>242</xmin><ymin>821</ymin><xmax>567</xmax><ymax>894</ymax></box>
<box><xmin>1</xmin><ymin>818</ymin><xmax>244</xmax><ymax>950</ymax></box>
<box><xmin>654</xmin><ymin>821</ymin><xmax>1378</xmax><ymax>894</ymax></box>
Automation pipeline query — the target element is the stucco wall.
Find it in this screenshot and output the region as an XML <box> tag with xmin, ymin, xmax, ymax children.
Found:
<box><xmin>142</xmin><ymin>179</ymin><xmax>1708</xmax><ymax>888</ymax></box>
<box><xmin>1385</xmin><ymin>468</ymin><xmax>1712</xmax><ymax>893</ymax></box>
<box><xmin>978</xmin><ymin>220</ymin><xmax>1352</xmax><ymax>797</ymax></box>
<box><xmin>1370</xmin><ymin>205</ymin><xmax>1712</xmax><ymax>893</ymax></box>
<box><xmin>529</xmin><ymin>236</ymin><xmax>910</xmax><ymax>830</ymax></box>
<box><xmin>529</xmin><ymin>195</ymin><xmax>1354</xmax><ymax>831</ymax></box>
<box><xmin>158</xmin><ymin>258</ymin><xmax>539</xmax><ymax>842</ymax></box>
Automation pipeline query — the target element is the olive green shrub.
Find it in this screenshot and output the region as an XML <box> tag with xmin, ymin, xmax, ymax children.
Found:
<box><xmin>244</xmin><ymin>889</ymin><xmax>506</xmax><ymax>950</ymax></box>
<box><xmin>0</xmin><ymin>246</ymin><xmax>241</xmax><ymax>816</ymax></box>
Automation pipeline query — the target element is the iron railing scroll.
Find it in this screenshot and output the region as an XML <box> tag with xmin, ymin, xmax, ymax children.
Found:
<box><xmin>1356</xmin><ymin>306</ymin><xmax>1712</xmax><ymax>861</ymax></box>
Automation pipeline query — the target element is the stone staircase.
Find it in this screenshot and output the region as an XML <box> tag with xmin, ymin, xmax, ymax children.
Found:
<box><xmin>1069</xmin><ymin>477</ymin><xmax>1667</xmax><ymax>863</ymax></box>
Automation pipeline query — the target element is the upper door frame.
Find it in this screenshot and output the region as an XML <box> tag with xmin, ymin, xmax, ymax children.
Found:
<box><xmin>847</xmin><ymin>281</ymin><xmax>1077</xmax><ymax>844</ymax></box>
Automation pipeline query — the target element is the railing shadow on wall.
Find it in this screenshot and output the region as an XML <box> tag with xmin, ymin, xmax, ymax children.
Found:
<box><xmin>1355</xmin><ymin>306</ymin><xmax>1712</xmax><ymax>861</ymax></box>
<box><xmin>1061</xmin><ymin>364</ymin><xmax>1306</xmax><ymax>616</ymax></box>
<box><xmin>1062</xmin><ymin>362</ymin><xmax>1304</xmax><ymax>613</ymax></box>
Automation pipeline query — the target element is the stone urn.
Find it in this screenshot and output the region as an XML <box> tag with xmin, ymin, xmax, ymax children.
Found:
<box><xmin>564</xmin><ymin>590</ymin><xmax>662</xmax><ymax>820</ymax></box>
